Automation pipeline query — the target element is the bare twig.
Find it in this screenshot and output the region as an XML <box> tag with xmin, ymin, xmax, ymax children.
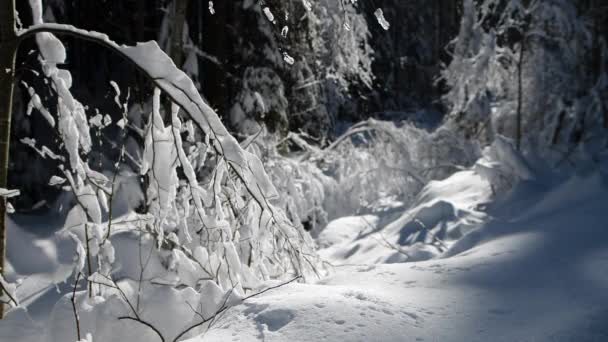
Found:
<box><xmin>173</xmin><ymin>276</ymin><xmax>301</xmax><ymax>342</ymax></box>
<box><xmin>241</xmin><ymin>275</ymin><xmax>301</xmax><ymax>301</ymax></box>
<box><xmin>0</xmin><ymin>277</ymin><xmax>17</xmax><ymax>308</ymax></box>
<box><xmin>71</xmin><ymin>272</ymin><xmax>82</xmax><ymax>341</ymax></box>
<box><xmin>372</xmin><ymin>233</ymin><xmax>411</xmax><ymax>259</ymax></box>
<box><xmin>171</xmin><ymin>285</ymin><xmax>237</xmax><ymax>342</ymax></box>
<box><xmin>84</xmin><ymin>224</ymin><xmax>93</xmax><ymax>298</ymax></box>
<box><xmin>118</xmin><ymin>316</ymin><xmax>166</xmax><ymax>342</ymax></box>
<box><xmin>413</xmin><ymin>219</ymin><xmax>448</xmax><ymax>251</ymax></box>
<box><xmin>98</xmin><ymin>274</ymin><xmax>139</xmax><ymax>318</ymax></box>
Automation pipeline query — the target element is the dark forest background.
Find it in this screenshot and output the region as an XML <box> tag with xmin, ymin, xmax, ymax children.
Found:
<box><xmin>9</xmin><ymin>0</ymin><xmax>608</xmax><ymax>210</ymax></box>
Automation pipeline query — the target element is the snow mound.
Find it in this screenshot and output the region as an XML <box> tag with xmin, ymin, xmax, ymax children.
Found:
<box><xmin>318</xmin><ymin>168</ymin><xmax>493</xmax><ymax>265</ymax></box>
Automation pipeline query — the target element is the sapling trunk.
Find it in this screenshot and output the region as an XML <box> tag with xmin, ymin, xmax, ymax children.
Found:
<box><xmin>516</xmin><ymin>15</ymin><xmax>530</xmax><ymax>152</ymax></box>
<box><xmin>0</xmin><ymin>0</ymin><xmax>17</xmax><ymax>320</ymax></box>
<box><xmin>170</xmin><ymin>0</ymin><xmax>189</xmax><ymax>68</ymax></box>
<box><xmin>516</xmin><ymin>38</ymin><xmax>525</xmax><ymax>151</ymax></box>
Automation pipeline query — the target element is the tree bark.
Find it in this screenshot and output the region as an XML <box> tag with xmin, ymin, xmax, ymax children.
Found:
<box><xmin>202</xmin><ymin>0</ymin><xmax>227</xmax><ymax>113</ymax></box>
<box><xmin>0</xmin><ymin>0</ymin><xmax>17</xmax><ymax>320</ymax></box>
<box><xmin>516</xmin><ymin>37</ymin><xmax>525</xmax><ymax>151</ymax></box>
<box><xmin>136</xmin><ymin>0</ymin><xmax>146</xmax><ymax>42</ymax></box>
<box><xmin>170</xmin><ymin>0</ymin><xmax>189</xmax><ymax>68</ymax></box>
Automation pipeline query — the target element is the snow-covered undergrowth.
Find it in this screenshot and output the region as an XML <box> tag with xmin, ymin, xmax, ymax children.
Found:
<box><xmin>255</xmin><ymin>118</ymin><xmax>479</xmax><ymax>235</ymax></box>
<box><xmin>318</xmin><ymin>136</ymin><xmax>608</xmax><ymax>265</ymax></box>
<box><xmin>316</xmin><ymin>119</ymin><xmax>478</xmax><ymax>219</ymax></box>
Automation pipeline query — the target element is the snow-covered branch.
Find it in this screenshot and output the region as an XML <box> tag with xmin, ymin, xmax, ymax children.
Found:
<box><xmin>17</xmin><ymin>23</ymin><xmax>278</xmax><ymax>211</ymax></box>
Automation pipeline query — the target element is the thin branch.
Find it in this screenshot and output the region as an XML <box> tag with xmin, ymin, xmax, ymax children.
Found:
<box><xmin>71</xmin><ymin>272</ymin><xmax>82</xmax><ymax>341</ymax></box>
<box><xmin>0</xmin><ymin>278</ymin><xmax>18</xmax><ymax>308</ymax></box>
<box><xmin>83</xmin><ymin>224</ymin><xmax>93</xmax><ymax>297</ymax></box>
<box><xmin>241</xmin><ymin>275</ymin><xmax>301</xmax><ymax>301</ymax></box>
<box><xmin>97</xmin><ymin>274</ymin><xmax>139</xmax><ymax>319</ymax></box>
<box><xmin>372</xmin><ymin>233</ymin><xmax>411</xmax><ymax>259</ymax></box>
<box><xmin>118</xmin><ymin>316</ymin><xmax>166</xmax><ymax>342</ymax></box>
<box><xmin>173</xmin><ymin>276</ymin><xmax>301</xmax><ymax>342</ymax></box>
<box><xmin>171</xmin><ymin>285</ymin><xmax>237</xmax><ymax>342</ymax></box>
<box><xmin>16</xmin><ymin>24</ymin><xmax>271</xmax><ymax>211</ymax></box>
<box><xmin>413</xmin><ymin>219</ymin><xmax>448</xmax><ymax>251</ymax></box>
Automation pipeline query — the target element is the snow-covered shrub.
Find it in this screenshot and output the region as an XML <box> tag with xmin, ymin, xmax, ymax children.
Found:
<box><xmin>474</xmin><ymin>135</ymin><xmax>535</xmax><ymax>194</ymax></box>
<box><xmin>230</xmin><ymin>67</ymin><xmax>289</xmax><ymax>135</ymax></box>
<box><xmin>2</xmin><ymin>1</ymin><xmax>321</xmax><ymax>339</ymax></box>
<box><xmin>315</xmin><ymin>119</ymin><xmax>477</xmax><ymax>218</ymax></box>
<box><xmin>249</xmin><ymin>118</ymin><xmax>477</xmax><ymax>235</ymax></box>
<box><xmin>157</xmin><ymin>0</ymin><xmax>200</xmax><ymax>86</ymax></box>
<box><xmin>245</xmin><ymin>131</ymin><xmax>336</xmax><ymax>235</ymax></box>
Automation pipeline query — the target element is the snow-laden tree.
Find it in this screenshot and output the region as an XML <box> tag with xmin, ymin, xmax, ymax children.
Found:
<box><xmin>442</xmin><ymin>0</ymin><xmax>608</xmax><ymax>157</ymax></box>
<box><xmin>358</xmin><ymin>0</ymin><xmax>462</xmax><ymax>113</ymax></box>
<box><xmin>0</xmin><ymin>0</ymin><xmax>321</xmax><ymax>331</ymax></box>
<box><xmin>0</xmin><ymin>0</ymin><xmax>19</xmax><ymax>319</ymax></box>
<box><xmin>225</xmin><ymin>0</ymin><xmax>374</xmax><ymax>140</ymax></box>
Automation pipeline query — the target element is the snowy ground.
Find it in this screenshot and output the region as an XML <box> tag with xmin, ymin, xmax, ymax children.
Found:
<box><xmin>2</xmin><ymin>146</ymin><xmax>608</xmax><ymax>342</ymax></box>
<box><xmin>199</xmin><ymin>165</ymin><xmax>608</xmax><ymax>342</ymax></box>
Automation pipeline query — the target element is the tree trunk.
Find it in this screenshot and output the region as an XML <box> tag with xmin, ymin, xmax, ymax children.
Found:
<box><xmin>202</xmin><ymin>0</ymin><xmax>227</xmax><ymax>113</ymax></box>
<box><xmin>516</xmin><ymin>37</ymin><xmax>525</xmax><ymax>151</ymax></box>
<box><xmin>170</xmin><ymin>0</ymin><xmax>189</xmax><ymax>68</ymax></box>
<box><xmin>0</xmin><ymin>0</ymin><xmax>17</xmax><ymax>320</ymax></box>
<box><xmin>136</xmin><ymin>0</ymin><xmax>146</xmax><ymax>42</ymax></box>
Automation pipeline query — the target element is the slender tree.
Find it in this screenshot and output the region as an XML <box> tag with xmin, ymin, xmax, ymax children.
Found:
<box><xmin>516</xmin><ymin>29</ymin><xmax>526</xmax><ymax>151</ymax></box>
<box><xmin>0</xmin><ymin>0</ymin><xmax>17</xmax><ymax>319</ymax></box>
<box><xmin>202</xmin><ymin>0</ymin><xmax>227</xmax><ymax>112</ymax></box>
<box><xmin>170</xmin><ymin>0</ymin><xmax>189</xmax><ymax>67</ymax></box>
<box><xmin>136</xmin><ymin>0</ymin><xmax>146</xmax><ymax>42</ymax></box>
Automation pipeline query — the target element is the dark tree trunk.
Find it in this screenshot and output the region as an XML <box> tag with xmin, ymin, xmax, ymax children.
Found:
<box><xmin>170</xmin><ymin>0</ymin><xmax>189</xmax><ymax>68</ymax></box>
<box><xmin>136</xmin><ymin>0</ymin><xmax>146</xmax><ymax>42</ymax></box>
<box><xmin>516</xmin><ymin>39</ymin><xmax>525</xmax><ymax>151</ymax></box>
<box><xmin>202</xmin><ymin>0</ymin><xmax>227</xmax><ymax>114</ymax></box>
<box><xmin>0</xmin><ymin>0</ymin><xmax>17</xmax><ymax>320</ymax></box>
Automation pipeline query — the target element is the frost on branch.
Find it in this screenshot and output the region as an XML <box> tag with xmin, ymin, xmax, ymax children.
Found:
<box><xmin>10</xmin><ymin>3</ymin><xmax>321</xmax><ymax>335</ymax></box>
<box><xmin>18</xmin><ymin>14</ymin><xmax>320</xmax><ymax>295</ymax></box>
<box><xmin>112</xmin><ymin>38</ymin><xmax>280</xmax><ymax>207</ymax></box>
<box><xmin>141</xmin><ymin>89</ymin><xmax>179</xmax><ymax>243</ymax></box>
